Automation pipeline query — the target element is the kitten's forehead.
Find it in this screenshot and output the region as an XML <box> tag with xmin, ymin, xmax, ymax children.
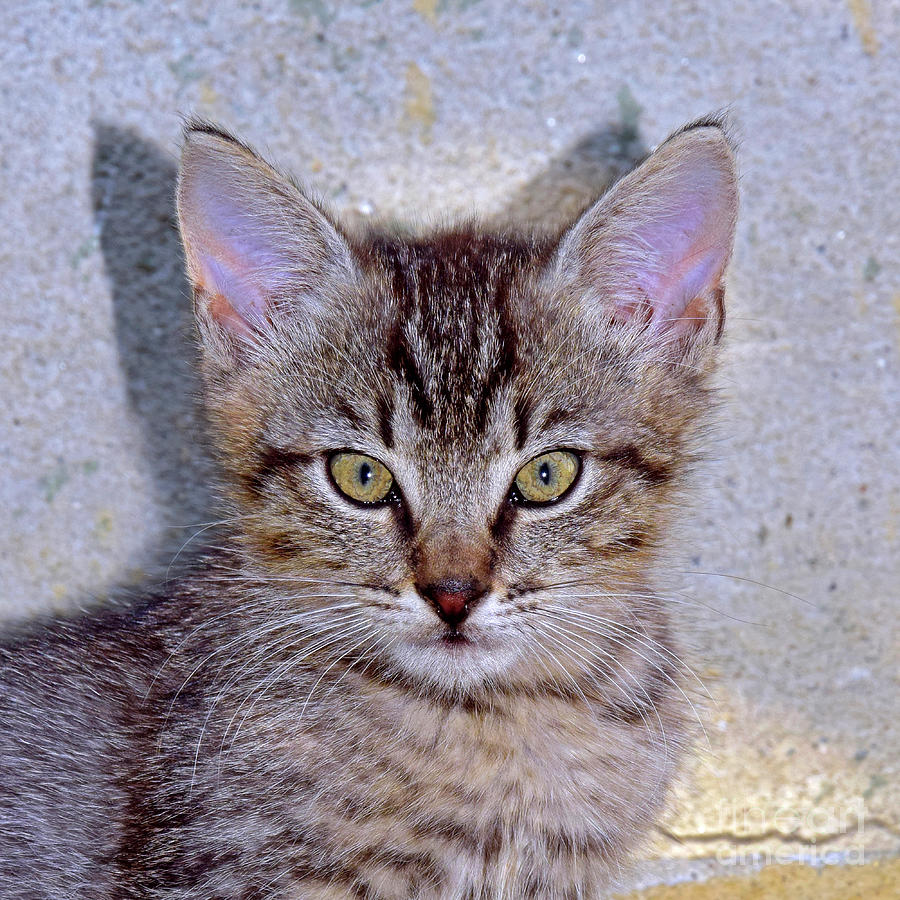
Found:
<box><xmin>361</xmin><ymin>231</ymin><xmax>563</xmax><ymax>450</ymax></box>
<box><xmin>269</xmin><ymin>229</ymin><xmax>631</xmax><ymax>468</ymax></box>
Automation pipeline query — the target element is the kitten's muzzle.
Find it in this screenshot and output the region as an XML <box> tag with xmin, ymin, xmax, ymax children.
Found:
<box><xmin>419</xmin><ymin>579</ymin><xmax>486</xmax><ymax>628</ymax></box>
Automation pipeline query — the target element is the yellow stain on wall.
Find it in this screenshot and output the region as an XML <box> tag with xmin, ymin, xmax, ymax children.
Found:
<box><xmin>847</xmin><ymin>0</ymin><xmax>880</xmax><ymax>55</ymax></box>
<box><xmin>413</xmin><ymin>0</ymin><xmax>438</xmax><ymax>25</ymax></box>
<box><xmin>614</xmin><ymin>859</ymin><xmax>900</xmax><ymax>900</ymax></box>
<box><xmin>404</xmin><ymin>62</ymin><xmax>435</xmax><ymax>144</ymax></box>
<box><xmin>199</xmin><ymin>81</ymin><xmax>219</xmax><ymax>110</ymax></box>
<box><xmin>93</xmin><ymin>509</ymin><xmax>114</xmax><ymax>544</ymax></box>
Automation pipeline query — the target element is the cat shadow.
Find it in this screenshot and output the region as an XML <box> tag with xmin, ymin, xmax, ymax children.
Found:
<box><xmin>91</xmin><ymin>124</ymin><xmax>218</xmax><ymax>578</ymax></box>
<box><xmin>491</xmin><ymin>120</ymin><xmax>647</xmax><ymax>232</ymax></box>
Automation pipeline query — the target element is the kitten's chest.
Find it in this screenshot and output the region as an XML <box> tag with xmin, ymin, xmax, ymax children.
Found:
<box><xmin>187</xmin><ymin>677</ymin><xmax>673</xmax><ymax>899</ymax></box>
<box><xmin>277</xmin><ymin>690</ymin><xmax>657</xmax><ymax>898</ymax></box>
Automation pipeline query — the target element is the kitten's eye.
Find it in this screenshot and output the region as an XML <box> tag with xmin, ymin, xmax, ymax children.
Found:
<box><xmin>329</xmin><ymin>452</ymin><xmax>394</xmax><ymax>504</ymax></box>
<box><xmin>513</xmin><ymin>450</ymin><xmax>580</xmax><ymax>504</ymax></box>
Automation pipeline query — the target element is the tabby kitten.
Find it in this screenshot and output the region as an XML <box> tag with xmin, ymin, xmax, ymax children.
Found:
<box><xmin>0</xmin><ymin>118</ymin><xmax>737</xmax><ymax>899</ymax></box>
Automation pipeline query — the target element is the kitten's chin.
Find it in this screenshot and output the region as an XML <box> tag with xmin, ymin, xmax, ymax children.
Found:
<box><xmin>438</xmin><ymin>631</ymin><xmax>470</xmax><ymax>648</ymax></box>
<box><xmin>385</xmin><ymin>626</ymin><xmax>526</xmax><ymax>697</ymax></box>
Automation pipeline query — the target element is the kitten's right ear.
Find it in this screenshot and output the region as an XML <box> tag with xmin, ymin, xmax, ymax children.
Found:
<box><xmin>177</xmin><ymin>123</ymin><xmax>356</xmax><ymax>361</ymax></box>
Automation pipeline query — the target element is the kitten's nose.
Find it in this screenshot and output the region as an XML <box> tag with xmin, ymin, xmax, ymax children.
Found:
<box><xmin>419</xmin><ymin>579</ymin><xmax>486</xmax><ymax>627</ymax></box>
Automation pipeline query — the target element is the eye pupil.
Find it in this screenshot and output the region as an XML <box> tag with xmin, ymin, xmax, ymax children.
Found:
<box><xmin>538</xmin><ymin>461</ymin><xmax>551</xmax><ymax>485</ymax></box>
<box><xmin>359</xmin><ymin>462</ymin><xmax>372</xmax><ymax>485</ymax></box>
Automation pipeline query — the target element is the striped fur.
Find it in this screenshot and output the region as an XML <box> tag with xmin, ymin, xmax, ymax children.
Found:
<box><xmin>0</xmin><ymin>120</ymin><xmax>738</xmax><ymax>898</ymax></box>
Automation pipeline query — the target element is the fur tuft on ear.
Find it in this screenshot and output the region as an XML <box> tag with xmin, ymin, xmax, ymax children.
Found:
<box><xmin>551</xmin><ymin>118</ymin><xmax>738</xmax><ymax>347</ymax></box>
<box><xmin>177</xmin><ymin>121</ymin><xmax>357</xmax><ymax>359</ymax></box>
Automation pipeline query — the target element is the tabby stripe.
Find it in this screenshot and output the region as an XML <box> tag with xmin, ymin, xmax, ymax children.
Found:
<box><xmin>263</xmin><ymin>827</ymin><xmax>443</xmax><ymax>896</ymax></box>
<box><xmin>617</xmin><ymin>530</ymin><xmax>650</xmax><ymax>552</ymax></box>
<box><xmin>256</xmin><ymin>530</ymin><xmax>304</xmax><ymax>560</ymax></box>
<box><xmin>407</xmin><ymin>814</ymin><xmax>488</xmax><ymax>853</ymax></box>
<box><xmin>601</xmin><ymin>651</ymin><xmax>676</xmax><ymax>725</ymax></box>
<box><xmin>599</xmin><ymin>445</ymin><xmax>672</xmax><ymax>485</ymax></box>
<box><xmin>513</xmin><ymin>393</ymin><xmax>533</xmax><ymax>451</ymax></box>
<box><xmin>242</xmin><ymin>446</ymin><xmax>312</xmax><ymax>496</ymax></box>
<box><xmin>336</xmin><ymin>400</ymin><xmax>364</xmax><ymax>431</ymax></box>
<box><xmin>387</xmin><ymin>325</ymin><xmax>434</xmax><ymax>427</ymax></box>
<box><xmin>490</xmin><ymin>497</ymin><xmax>517</xmax><ymax>544</ymax></box>
<box><xmin>376</xmin><ymin>392</ymin><xmax>395</xmax><ymax>449</ymax></box>
<box><xmin>541</xmin><ymin>828</ymin><xmax>613</xmax><ymax>858</ymax></box>
<box><xmin>538</xmin><ymin>405</ymin><xmax>577</xmax><ymax>432</ymax></box>
<box><xmin>485</xmin><ymin>278</ymin><xmax>519</xmax><ymax>388</ymax></box>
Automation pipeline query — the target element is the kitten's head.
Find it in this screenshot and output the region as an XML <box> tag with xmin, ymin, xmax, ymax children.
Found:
<box><xmin>177</xmin><ymin>120</ymin><xmax>737</xmax><ymax>701</ymax></box>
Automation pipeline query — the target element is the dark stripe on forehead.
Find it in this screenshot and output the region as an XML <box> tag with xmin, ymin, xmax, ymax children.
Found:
<box><xmin>376</xmin><ymin>392</ymin><xmax>395</xmax><ymax>449</ymax></box>
<box><xmin>488</xmin><ymin>275</ymin><xmax>519</xmax><ymax>386</ymax></box>
<box><xmin>387</xmin><ymin>323</ymin><xmax>433</xmax><ymax>427</ymax></box>
<box><xmin>513</xmin><ymin>393</ymin><xmax>533</xmax><ymax>451</ymax></box>
<box><xmin>335</xmin><ymin>400</ymin><xmax>364</xmax><ymax>432</ymax></box>
<box><xmin>365</xmin><ymin>230</ymin><xmax>550</xmax><ymax>436</ymax></box>
<box><xmin>377</xmin><ymin>242</ymin><xmax>436</xmax><ymax>427</ymax></box>
<box><xmin>540</xmin><ymin>405</ymin><xmax>578</xmax><ymax>432</ymax></box>
<box><xmin>473</xmin><ymin>276</ymin><xmax>519</xmax><ymax>433</ymax></box>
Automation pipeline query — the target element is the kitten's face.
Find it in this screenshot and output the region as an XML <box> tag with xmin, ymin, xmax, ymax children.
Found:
<box><xmin>177</xmin><ymin>122</ymin><xmax>737</xmax><ymax>700</ymax></box>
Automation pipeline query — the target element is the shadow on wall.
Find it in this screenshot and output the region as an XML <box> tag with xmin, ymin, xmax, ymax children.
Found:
<box><xmin>88</xmin><ymin>116</ymin><xmax>645</xmax><ymax>577</ymax></box>
<box><xmin>493</xmin><ymin>119</ymin><xmax>646</xmax><ymax>232</ymax></box>
<box><xmin>91</xmin><ymin>124</ymin><xmax>217</xmax><ymax>575</ymax></box>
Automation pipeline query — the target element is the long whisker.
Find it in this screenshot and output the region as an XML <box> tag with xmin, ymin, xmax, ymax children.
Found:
<box><xmin>295</xmin><ymin>626</ymin><xmax>383</xmax><ymax>724</ymax></box>
<box><xmin>217</xmin><ymin>621</ymin><xmax>371</xmax><ymax>755</ymax></box>
<box><xmin>541</xmin><ymin>603</ymin><xmax>712</xmax><ymax>701</ymax></box>
<box><xmin>164</xmin><ymin>515</ymin><xmax>259</xmax><ymax>580</ymax></box>
<box><xmin>219</xmin><ymin>624</ymin><xmax>380</xmax><ymax>774</ymax></box>
<box><xmin>189</xmin><ymin>618</ymin><xmax>370</xmax><ymax>793</ymax></box>
<box><xmin>513</xmin><ymin>577</ymin><xmax>771</xmax><ymax>626</ymax></box>
<box><xmin>679</xmin><ymin>570</ymin><xmax>816</xmax><ymax>607</ymax></box>
<box><xmin>529</xmin><ymin>617</ymin><xmax>667</xmax><ymax>759</ymax></box>
<box><xmin>527</xmin><ymin>620</ymin><xmax>674</xmax><ymax>807</ymax></box>
<box><xmin>536</xmin><ymin>607</ymin><xmax>710</xmax><ymax>749</ymax></box>
<box><xmin>158</xmin><ymin>602</ymin><xmax>364</xmax><ymax>709</ymax></box>
<box><xmin>161</xmin><ymin>605</ymin><xmax>366</xmax><ymax>753</ymax></box>
<box><xmin>148</xmin><ymin>598</ymin><xmax>365</xmax><ymax>702</ymax></box>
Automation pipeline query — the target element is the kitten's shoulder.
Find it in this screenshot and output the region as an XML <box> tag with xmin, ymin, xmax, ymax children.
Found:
<box><xmin>0</xmin><ymin>545</ymin><xmax>241</xmax><ymax>682</ymax></box>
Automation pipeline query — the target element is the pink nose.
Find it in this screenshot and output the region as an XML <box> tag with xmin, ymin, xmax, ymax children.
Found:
<box><xmin>419</xmin><ymin>580</ymin><xmax>486</xmax><ymax>627</ymax></box>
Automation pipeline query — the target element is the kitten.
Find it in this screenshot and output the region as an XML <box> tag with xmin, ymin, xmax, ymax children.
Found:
<box><xmin>0</xmin><ymin>118</ymin><xmax>737</xmax><ymax>899</ymax></box>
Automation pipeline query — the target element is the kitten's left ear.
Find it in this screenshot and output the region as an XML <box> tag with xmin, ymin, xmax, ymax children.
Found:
<box><xmin>550</xmin><ymin>120</ymin><xmax>738</xmax><ymax>348</ymax></box>
<box><xmin>177</xmin><ymin>122</ymin><xmax>357</xmax><ymax>359</ymax></box>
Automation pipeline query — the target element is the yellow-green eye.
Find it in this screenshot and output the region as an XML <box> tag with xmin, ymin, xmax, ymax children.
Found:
<box><xmin>329</xmin><ymin>452</ymin><xmax>394</xmax><ymax>504</ymax></box>
<box><xmin>514</xmin><ymin>450</ymin><xmax>580</xmax><ymax>504</ymax></box>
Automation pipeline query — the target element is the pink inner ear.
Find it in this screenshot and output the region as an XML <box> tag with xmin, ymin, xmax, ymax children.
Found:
<box><xmin>185</xmin><ymin>175</ymin><xmax>296</xmax><ymax>336</ymax></box>
<box><xmin>195</xmin><ymin>252</ymin><xmax>266</xmax><ymax>338</ymax></box>
<box><xmin>179</xmin><ymin>144</ymin><xmax>307</xmax><ymax>340</ymax></box>
<box><xmin>631</xmin><ymin>183</ymin><xmax>732</xmax><ymax>333</ymax></box>
<box><xmin>179</xmin><ymin>130</ymin><xmax>358</xmax><ymax>355</ymax></box>
<box><xmin>640</xmin><ymin>241</ymin><xmax>726</xmax><ymax>330</ymax></box>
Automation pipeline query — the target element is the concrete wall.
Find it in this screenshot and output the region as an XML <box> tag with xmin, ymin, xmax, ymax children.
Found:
<box><xmin>2</xmin><ymin>0</ymin><xmax>897</xmax><ymax>890</ymax></box>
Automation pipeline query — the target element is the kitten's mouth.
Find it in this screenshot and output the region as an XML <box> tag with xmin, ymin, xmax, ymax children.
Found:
<box><xmin>440</xmin><ymin>630</ymin><xmax>469</xmax><ymax>645</ymax></box>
